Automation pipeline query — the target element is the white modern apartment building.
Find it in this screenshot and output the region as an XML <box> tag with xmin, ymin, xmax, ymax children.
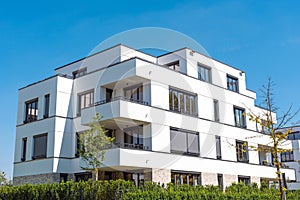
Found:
<box><xmin>13</xmin><ymin>44</ymin><xmax>296</xmax><ymax>188</ymax></box>
<box><xmin>280</xmin><ymin>126</ymin><xmax>300</xmax><ymax>190</ymax></box>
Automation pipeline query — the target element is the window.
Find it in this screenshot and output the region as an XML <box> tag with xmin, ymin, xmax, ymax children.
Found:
<box><xmin>214</xmin><ymin>99</ymin><xmax>220</xmax><ymax>122</ymax></box>
<box><xmin>75</xmin><ymin>132</ymin><xmax>84</xmax><ymax>157</ymax></box>
<box><xmin>238</xmin><ymin>176</ymin><xmax>250</xmax><ymax>185</ymax></box>
<box><xmin>234</xmin><ymin>107</ymin><xmax>246</xmax><ymax>128</ymax></box>
<box><xmin>124</xmin><ymin>172</ymin><xmax>145</xmax><ymax>186</ymax></box>
<box><xmin>166</xmin><ymin>60</ymin><xmax>180</xmax><ymax>71</ymax></box>
<box><xmin>171</xmin><ymin>171</ymin><xmax>201</xmax><ymax>186</ymax></box>
<box><xmin>21</xmin><ymin>137</ymin><xmax>27</xmax><ymax>161</ymax></box>
<box><xmin>170</xmin><ymin>128</ymin><xmax>199</xmax><ymax>156</ymax></box>
<box><xmin>78</xmin><ymin>90</ymin><xmax>94</xmax><ymax>115</ymax></box>
<box><xmin>169</xmin><ymin>88</ymin><xmax>197</xmax><ymax>115</ymax></box>
<box><xmin>227</xmin><ymin>75</ymin><xmax>239</xmax><ymax>92</ymax></box>
<box><xmin>124</xmin><ymin>126</ymin><xmax>148</xmax><ymax>150</ymax></box>
<box><xmin>216</xmin><ymin>136</ymin><xmax>222</xmax><ymax>160</ymax></box>
<box><xmin>72</xmin><ymin>68</ymin><xmax>87</xmax><ymax>79</ymax></box>
<box><xmin>287</xmin><ymin>131</ymin><xmax>300</xmax><ymax>140</ymax></box>
<box><xmin>124</xmin><ymin>84</ymin><xmax>143</xmax><ymax>102</ymax></box>
<box><xmin>25</xmin><ymin>98</ymin><xmax>38</xmax><ymax>123</ymax></box>
<box><xmin>217</xmin><ymin>174</ymin><xmax>223</xmax><ymax>190</ymax></box>
<box><xmin>236</xmin><ymin>140</ymin><xmax>249</xmax><ymax>163</ymax></box>
<box><xmin>106</xmin><ymin>88</ymin><xmax>113</xmax><ymax>102</ymax></box>
<box><xmin>33</xmin><ymin>133</ymin><xmax>47</xmax><ymax>159</ymax></box>
<box><xmin>60</xmin><ymin>173</ymin><xmax>68</xmax><ymax>182</ymax></box>
<box><xmin>281</xmin><ymin>151</ymin><xmax>294</xmax><ymax>162</ymax></box>
<box><xmin>198</xmin><ymin>64</ymin><xmax>211</xmax><ymax>83</ymax></box>
<box><xmin>75</xmin><ymin>172</ymin><xmax>92</xmax><ymax>182</ymax></box>
<box><xmin>44</xmin><ymin>94</ymin><xmax>50</xmax><ymax>118</ymax></box>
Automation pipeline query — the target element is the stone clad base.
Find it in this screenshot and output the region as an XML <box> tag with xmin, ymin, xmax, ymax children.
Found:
<box><xmin>13</xmin><ymin>173</ymin><xmax>62</xmax><ymax>186</ymax></box>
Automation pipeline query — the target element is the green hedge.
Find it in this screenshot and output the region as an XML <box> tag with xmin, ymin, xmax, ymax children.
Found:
<box><xmin>0</xmin><ymin>180</ymin><xmax>300</xmax><ymax>200</ymax></box>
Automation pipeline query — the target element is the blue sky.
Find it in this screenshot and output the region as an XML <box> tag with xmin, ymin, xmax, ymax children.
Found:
<box><xmin>1</xmin><ymin>0</ymin><xmax>300</xmax><ymax>179</ymax></box>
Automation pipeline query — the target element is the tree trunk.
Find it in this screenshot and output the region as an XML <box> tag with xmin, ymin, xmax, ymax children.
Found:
<box><xmin>273</xmin><ymin>144</ymin><xmax>284</xmax><ymax>200</ymax></box>
<box><xmin>95</xmin><ymin>168</ymin><xmax>99</xmax><ymax>181</ymax></box>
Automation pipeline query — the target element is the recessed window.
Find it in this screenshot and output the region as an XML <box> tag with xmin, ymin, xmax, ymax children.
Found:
<box><xmin>213</xmin><ymin>99</ymin><xmax>220</xmax><ymax>122</ymax></box>
<box><xmin>169</xmin><ymin>88</ymin><xmax>197</xmax><ymax>115</ymax></box>
<box><xmin>124</xmin><ymin>126</ymin><xmax>147</xmax><ymax>150</ymax></box>
<box><xmin>170</xmin><ymin>128</ymin><xmax>199</xmax><ymax>156</ymax></box>
<box><xmin>217</xmin><ymin>174</ymin><xmax>223</xmax><ymax>190</ymax></box>
<box><xmin>77</xmin><ymin>90</ymin><xmax>94</xmax><ymax>116</ymax></box>
<box><xmin>198</xmin><ymin>64</ymin><xmax>211</xmax><ymax>83</ymax></box>
<box><xmin>33</xmin><ymin>133</ymin><xmax>47</xmax><ymax>159</ymax></box>
<box><xmin>106</xmin><ymin>88</ymin><xmax>113</xmax><ymax>102</ymax></box>
<box><xmin>166</xmin><ymin>60</ymin><xmax>180</xmax><ymax>71</ymax></box>
<box><xmin>124</xmin><ymin>172</ymin><xmax>145</xmax><ymax>186</ymax></box>
<box><xmin>238</xmin><ymin>175</ymin><xmax>250</xmax><ymax>185</ymax></box>
<box><xmin>171</xmin><ymin>171</ymin><xmax>201</xmax><ymax>186</ymax></box>
<box><xmin>44</xmin><ymin>94</ymin><xmax>50</xmax><ymax>118</ymax></box>
<box><xmin>124</xmin><ymin>84</ymin><xmax>143</xmax><ymax>103</ymax></box>
<box><xmin>25</xmin><ymin>98</ymin><xmax>38</xmax><ymax>123</ymax></box>
<box><xmin>281</xmin><ymin>151</ymin><xmax>294</xmax><ymax>162</ymax></box>
<box><xmin>216</xmin><ymin>136</ymin><xmax>222</xmax><ymax>160</ymax></box>
<box><xmin>234</xmin><ymin>107</ymin><xmax>246</xmax><ymax>128</ymax></box>
<box><xmin>75</xmin><ymin>132</ymin><xmax>84</xmax><ymax>157</ymax></box>
<box><xmin>72</xmin><ymin>68</ymin><xmax>87</xmax><ymax>79</ymax></box>
<box><xmin>287</xmin><ymin>131</ymin><xmax>300</xmax><ymax>140</ymax></box>
<box><xmin>236</xmin><ymin>140</ymin><xmax>249</xmax><ymax>163</ymax></box>
<box><xmin>75</xmin><ymin>172</ymin><xmax>92</xmax><ymax>182</ymax></box>
<box><xmin>21</xmin><ymin>137</ymin><xmax>27</xmax><ymax>161</ymax></box>
<box><xmin>227</xmin><ymin>75</ymin><xmax>239</xmax><ymax>92</ymax></box>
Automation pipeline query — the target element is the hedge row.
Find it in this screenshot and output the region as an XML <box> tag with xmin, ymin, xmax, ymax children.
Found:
<box><xmin>0</xmin><ymin>180</ymin><xmax>300</xmax><ymax>200</ymax></box>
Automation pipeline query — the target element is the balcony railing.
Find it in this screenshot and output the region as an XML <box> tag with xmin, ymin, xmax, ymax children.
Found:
<box><xmin>94</xmin><ymin>96</ymin><xmax>149</xmax><ymax>106</ymax></box>
<box><xmin>104</xmin><ymin>142</ymin><xmax>150</xmax><ymax>151</ymax></box>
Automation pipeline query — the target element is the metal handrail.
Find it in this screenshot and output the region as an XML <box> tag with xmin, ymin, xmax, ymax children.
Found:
<box><xmin>94</xmin><ymin>96</ymin><xmax>149</xmax><ymax>106</ymax></box>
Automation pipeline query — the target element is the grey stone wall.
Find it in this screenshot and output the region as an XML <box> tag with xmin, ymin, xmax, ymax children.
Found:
<box><xmin>13</xmin><ymin>173</ymin><xmax>61</xmax><ymax>186</ymax></box>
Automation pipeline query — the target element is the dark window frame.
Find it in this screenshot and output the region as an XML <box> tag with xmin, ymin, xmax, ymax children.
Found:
<box><xmin>227</xmin><ymin>75</ymin><xmax>239</xmax><ymax>92</ymax></box>
<box><xmin>32</xmin><ymin>133</ymin><xmax>48</xmax><ymax>160</ymax></box>
<box><xmin>72</xmin><ymin>67</ymin><xmax>87</xmax><ymax>79</ymax></box>
<box><xmin>24</xmin><ymin>98</ymin><xmax>38</xmax><ymax>123</ymax></box>
<box><xmin>77</xmin><ymin>89</ymin><xmax>94</xmax><ymax>116</ymax></box>
<box><xmin>217</xmin><ymin>174</ymin><xmax>223</xmax><ymax>190</ymax></box>
<box><xmin>281</xmin><ymin>151</ymin><xmax>294</xmax><ymax>162</ymax></box>
<box><xmin>169</xmin><ymin>88</ymin><xmax>197</xmax><ymax>116</ymax></box>
<box><xmin>124</xmin><ymin>126</ymin><xmax>147</xmax><ymax>150</ymax></box>
<box><xmin>234</xmin><ymin>106</ymin><xmax>246</xmax><ymax>128</ymax></box>
<box><xmin>198</xmin><ymin>64</ymin><xmax>212</xmax><ymax>83</ymax></box>
<box><xmin>170</xmin><ymin>128</ymin><xmax>200</xmax><ymax>156</ymax></box>
<box><xmin>124</xmin><ymin>84</ymin><xmax>143</xmax><ymax>102</ymax></box>
<box><xmin>216</xmin><ymin>136</ymin><xmax>222</xmax><ymax>160</ymax></box>
<box><xmin>214</xmin><ymin>99</ymin><xmax>220</xmax><ymax>122</ymax></box>
<box><xmin>171</xmin><ymin>170</ymin><xmax>201</xmax><ymax>186</ymax></box>
<box><xmin>21</xmin><ymin>137</ymin><xmax>27</xmax><ymax>161</ymax></box>
<box><xmin>44</xmin><ymin>94</ymin><xmax>50</xmax><ymax>118</ymax></box>
<box><xmin>166</xmin><ymin>60</ymin><xmax>180</xmax><ymax>71</ymax></box>
<box><xmin>236</xmin><ymin>140</ymin><xmax>249</xmax><ymax>163</ymax></box>
<box><xmin>238</xmin><ymin>175</ymin><xmax>251</xmax><ymax>185</ymax></box>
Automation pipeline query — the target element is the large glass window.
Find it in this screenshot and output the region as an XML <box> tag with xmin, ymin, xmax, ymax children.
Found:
<box><xmin>234</xmin><ymin>107</ymin><xmax>246</xmax><ymax>128</ymax></box>
<box><xmin>287</xmin><ymin>131</ymin><xmax>300</xmax><ymax>140</ymax></box>
<box><xmin>106</xmin><ymin>88</ymin><xmax>113</xmax><ymax>102</ymax></box>
<box><xmin>227</xmin><ymin>75</ymin><xmax>239</xmax><ymax>92</ymax></box>
<box><xmin>216</xmin><ymin>136</ymin><xmax>222</xmax><ymax>160</ymax></box>
<box><xmin>44</xmin><ymin>94</ymin><xmax>50</xmax><ymax>118</ymax></box>
<box><xmin>169</xmin><ymin>88</ymin><xmax>197</xmax><ymax>115</ymax></box>
<box><xmin>78</xmin><ymin>90</ymin><xmax>94</xmax><ymax>115</ymax></box>
<box><xmin>124</xmin><ymin>84</ymin><xmax>143</xmax><ymax>102</ymax></box>
<box><xmin>281</xmin><ymin>151</ymin><xmax>294</xmax><ymax>162</ymax></box>
<box><xmin>171</xmin><ymin>171</ymin><xmax>201</xmax><ymax>186</ymax></box>
<box><xmin>124</xmin><ymin>172</ymin><xmax>145</xmax><ymax>186</ymax></box>
<box><xmin>25</xmin><ymin>98</ymin><xmax>38</xmax><ymax>123</ymax></box>
<box><xmin>170</xmin><ymin>128</ymin><xmax>199</xmax><ymax>156</ymax></box>
<box><xmin>198</xmin><ymin>64</ymin><xmax>211</xmax><ymax>83</ymax></box>
<box><xmin>33</xmin><ymin>133</ymin><xmax>47</xmax><ymax>159</ymax></box>
<box><xmin>124</xmin><ymin>126</ymin><xmax>147</xmax><ymax>150</ymax></box>
<box><xmin>236</xmin><ymin>140</ymin><xmax>249</xmax><ymax>163</ymax></box>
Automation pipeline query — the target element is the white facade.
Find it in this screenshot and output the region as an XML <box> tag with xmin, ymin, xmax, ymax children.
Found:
<box><xmin>13</xmin><ymin>44</ymin><xmax>296</xmax><ymax>187</ymax></box>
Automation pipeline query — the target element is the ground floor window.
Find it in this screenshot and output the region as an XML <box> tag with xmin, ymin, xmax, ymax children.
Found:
<box><xmin>124</xmin><ymin>172</ymin><xmax>144</xmax><ymax>186</ymax></box>
<box><xmin>238</xmin><ymin>175</ymin><xmax>251</xmax><ymax>185</ymax></box>
<box><xmin>75</xmin><ymin>172</ymin><xmax>92</xmax><ymax>182</ymax></box>
<box><xmin>171</xmin><ymin>171</ymin><xmax>201</xmax><ymax>186</ymax></box>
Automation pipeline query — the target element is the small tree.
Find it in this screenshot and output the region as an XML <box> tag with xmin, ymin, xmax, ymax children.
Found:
<box><xmin>247</xmin><ymin>78</ymin><xmax>299</xmax><ymax>200</ymax></box>
<box><xmin>78</xmin><ymin>113</ymin><xmax>114</xmax><ymax>181</ymax></box>
<box><xmin>0</xmin><ymin>171</ymin><xmax>9</xmax><ymax>186</ymax></box>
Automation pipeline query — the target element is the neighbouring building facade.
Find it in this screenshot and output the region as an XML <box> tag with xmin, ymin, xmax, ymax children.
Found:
<box><xmin>13</xmin><ymin>44</ymin><xmax>296</xmax><ymax>188</ymax></box>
